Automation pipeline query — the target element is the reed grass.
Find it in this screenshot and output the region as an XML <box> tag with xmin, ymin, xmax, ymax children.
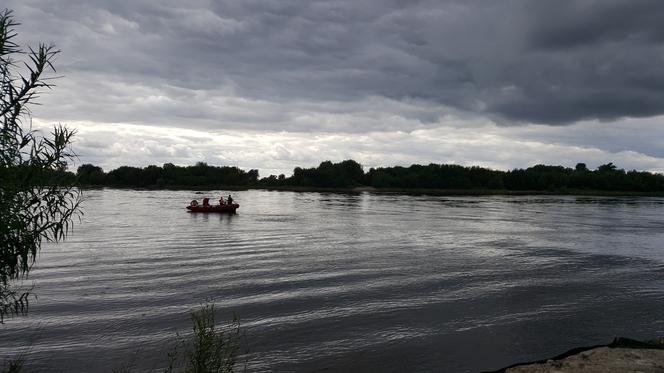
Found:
<box><xmin>0</xmin><ymin>357</ymin><xmax>24</xmax><ymax>373</ymax></box>
<box><xmin>164</xmin><ymin>301</ymin><xmax>246</xmax><ymax>373</ymax></box>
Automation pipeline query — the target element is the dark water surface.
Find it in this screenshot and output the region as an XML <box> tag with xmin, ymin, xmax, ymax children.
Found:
<box><xmin>2</xmin><ymin>189</ymin><xmax>664</xmax><ymax>372</ymax></box>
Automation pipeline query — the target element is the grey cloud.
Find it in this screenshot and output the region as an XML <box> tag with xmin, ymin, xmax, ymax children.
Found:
<box><xmin>7</xmin><ymin>0</ymin><xmax>664</xmax><ymax>129</ymax></box>
<box><xmin>506</xmin><ymin>116</ymin><xmax>664</xmax><ymax>160</ymax></box>
<box><xmin>524</xmin><ymin>0</ymin><xmax>664</xmax><ymax>50</ymax></box>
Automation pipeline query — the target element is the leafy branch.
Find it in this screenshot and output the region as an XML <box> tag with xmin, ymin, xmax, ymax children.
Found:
<box><xmin>0</xmin><ymin>8</ymin><xmax>81</xmax><ymax>323</ymax></box>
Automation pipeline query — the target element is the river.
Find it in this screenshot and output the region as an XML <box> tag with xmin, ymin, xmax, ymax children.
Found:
<box><xmin>2</xmin><ymin>189</ymin><xmax>664</xmax><ymax>372</ymax></box>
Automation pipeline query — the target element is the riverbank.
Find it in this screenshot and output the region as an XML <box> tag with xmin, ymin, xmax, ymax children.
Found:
<box><xmin>260</xmin><ymin>186</ymin><xmax>664</xmax><ymax>197</ymax></box>
<box><xmin>79</xmin><ymin>184</ymin><xmax>664</xmax><ymax>197</ymax></box>
<box><xmin>492</xmin><ymin>338</ymin><xmax>664</xmax><ymax>373</ymax></box>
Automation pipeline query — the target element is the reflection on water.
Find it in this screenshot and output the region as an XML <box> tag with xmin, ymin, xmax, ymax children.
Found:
<box><xmin>2</xmin><ymin>190</ymin><xmax>664</xmax><ymax>372</ymax></box>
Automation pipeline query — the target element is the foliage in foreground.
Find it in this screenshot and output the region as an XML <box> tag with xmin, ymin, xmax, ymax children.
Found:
<box><xmin>162</xmin><ymin>302</ymin><xmax>245</xmax><ymax>373</ymax></box>
<box><xmin>0</xmin><ymin>357</ymin><xmax>23</xmax><ymax>373</ymax></box>
<box><xmin>0</xmin><ymin>9</ymin><xmax>81</xmax><ymax>322</ymax></box>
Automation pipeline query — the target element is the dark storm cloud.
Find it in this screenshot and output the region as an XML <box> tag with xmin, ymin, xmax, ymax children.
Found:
<box><xmin>493</xmin><ymin>0</ymin><xmax>664</xmax><ymax>123</ymax></box>
<box><xmin>7</xmin><ymin>0</ymin><xmax>664</xmax><ymax>128</ymax></box>
<box><xmin>525</xmin><ymin>1</ymin><xmax>664</xmax><ymax>49</ymax></box>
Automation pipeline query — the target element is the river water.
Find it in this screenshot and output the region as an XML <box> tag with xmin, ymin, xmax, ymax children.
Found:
<box><xmin>2</xmin><ymin>189</ymin><xmax>664</xmax><ymax>372</ymax></box>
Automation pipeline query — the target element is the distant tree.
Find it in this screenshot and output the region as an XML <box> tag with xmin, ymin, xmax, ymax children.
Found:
<box><xmin>597</xmin><ymin>162</ymin><xmax>617</xmax><ymax>172</ymax></box>
<box><xmin>338</xmin><ymin>159</ymin><xmax>364</xmax><ymax>185</ymax></box>
<box><xmin>286</xmin><ymin>160</ymin><xmax>365</xmax><ymax>187</ymax></box>
<box><xmin>48</xmin><ymin>158</ymin><xmax>664</xmax><ymax>193</ymax></box>
<box><xmin>77</xmin><ymin>163</ymin><xmax>105</xmax><ymax>185</ymax></box>
<box><xmin>106</xmin><ymin>166</ymin><xmax>142</xmax><ymax>186</ymax></box>
<box><xmin>247</xmin><ymin>169</ymin><xmax>259</xmax><ymax>182</ymax></box>
<box><xmin>143</xmin><ymin>164</ymin><xmax>164</xmax><ymax>185</ymax></box>
<box><xmin>0</xmin><ymin>9</ymin><xmax>81</xmax><ymax>322</ymax></box>
<box><xmin>575</xmin><ymin>163</ymin><xmax>588</xmax><ymax>172</ymax></box>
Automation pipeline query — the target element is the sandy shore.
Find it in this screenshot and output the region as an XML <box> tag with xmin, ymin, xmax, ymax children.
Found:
<box><xmin>492</xmin><ymin>337</ymin><xmax>664</xmax><ymax>373</ymax></box>
<box><xmin>506</xmin><ymin>347</ymin><xmax>664</xmax><ymax>373</ymax></box>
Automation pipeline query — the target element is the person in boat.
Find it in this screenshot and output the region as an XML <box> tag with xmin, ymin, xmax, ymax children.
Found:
<box><xmin>219</xmin><ymin>196</ymin><xmax>225</xmax><ymax>205</ymax></box>
<box><xmin>227</xmin><ymin>195</ymin><xmax>233</xmax><ymax>205</ymax></box>
<box><xmin>202</xmin><ymin>197</ymin><xmax>210</xmax><ymax>207</ymax></box>
<box><xmin>190</xmin><ymin>199</ymin><xmax>199</xmax><ymax>207</ymax></box>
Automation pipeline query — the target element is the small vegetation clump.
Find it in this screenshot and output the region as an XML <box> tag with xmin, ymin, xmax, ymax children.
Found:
<box><xmin>163</xmin><ymin>302</ymin><xmax>245</xmax><ymax>373</ymax></box>
<box><xmin>0</xmin><ymin>357</ymin><xmax>23</xmax><ymax>373</ymax></box>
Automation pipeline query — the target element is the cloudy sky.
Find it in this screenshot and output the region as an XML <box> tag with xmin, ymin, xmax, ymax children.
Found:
<box><xmin>7</xmin><ymin>0</ymin><xmax>664</xmax><ymax>176</ymax></box>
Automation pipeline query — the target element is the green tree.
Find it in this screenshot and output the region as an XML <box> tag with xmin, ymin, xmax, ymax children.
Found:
<box><xmin>0</xmin><ymin>9</ymin><xmax>81</xmax><ymax>322</ymax></box>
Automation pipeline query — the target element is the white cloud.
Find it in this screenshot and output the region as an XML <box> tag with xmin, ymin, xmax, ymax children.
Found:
<box><xmin>31</xmin><ymin>117</ymin><xmax>664</xmax><ymax>177</ymax></box>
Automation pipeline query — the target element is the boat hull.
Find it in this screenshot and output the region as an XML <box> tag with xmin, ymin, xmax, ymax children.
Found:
<box><xmin>186</xmin><ymin>204</ymin><xmax>239</xmax><ymax>213</ymax></box>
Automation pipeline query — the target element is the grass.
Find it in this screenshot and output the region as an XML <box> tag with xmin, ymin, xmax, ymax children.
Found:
<box><xmin>106</xmin><ymin>301</ymin><xmax>247</xmax><ymax>373</ymax></box>
<box><xmin>0</xmin><ymin>357</ymin><xmax>24</xmax><ymax>373</ymax></box>
<box><xmin>163</xmin><ymin>302</ymin><xmax>246</xmax><ymax>373</ymax></box>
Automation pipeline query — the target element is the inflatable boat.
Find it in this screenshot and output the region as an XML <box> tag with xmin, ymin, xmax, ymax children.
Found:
<box><xmin>187</xmin><ymin>198</ymin><xmax>239</xmax><ymax>213</ymax></box>
<box><xmin>186</xmin><ymin>203</ymin><xmax>239</xmax><ymax>213</ymax></box>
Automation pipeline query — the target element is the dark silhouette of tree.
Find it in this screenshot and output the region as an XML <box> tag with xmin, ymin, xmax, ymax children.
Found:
<box><xmin>575</xmin><ymin>163</ymin><xmax>588</xmax><ymax>172</ymax></box>
<box><xmin>598</xmin><ymin>162</ymin><xmax>617</xmax><ymax>172</ymax></box>
<box><xmin>247</xmin><ymin>169</ymin><xmax>259</xmax><ymax>182</ymax></box>
<box><xmin>0</xmin><ymin>9</ymin><xmax>81</xmax><ymax>322</ymax></box>
<box><xmin>76</xmin><ymin>164</ymin><xmax>105</xmax><ymax>185</ymax></box>
<box><xmin>107</xmin><ymin>166</ymin><xmax>143</xmax><ymax>186</ymax></box>
<box><xmin>75</xmin><ymin>162</ymin><xmax>259</xmax><ymax>188</ymax></box>
<box><xmin>75</xmin><ymin>159</ymin><xmax>664</xmax><ymax>193</ymax></box>
<box><xmin>286</xmin><ymin>160</ymin><xmax>364</xmax><ymax>187</ymax></box>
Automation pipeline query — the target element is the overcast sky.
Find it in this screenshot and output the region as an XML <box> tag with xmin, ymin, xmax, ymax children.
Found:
<box><xmin>7</xmin><ymin>0</ymin><xmax>664</xmax><ymax>176</ymax></box>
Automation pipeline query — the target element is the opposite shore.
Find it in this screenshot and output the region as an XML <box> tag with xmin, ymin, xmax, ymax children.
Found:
<box><xmin>59</xmin><ymin>159</ymin><xmax>664</xmax><ymax>196</ymax></box>
<box><xmin>78</xmin><ymin>184</ymin><xmax>664</xmax><ymax>197</ymax></box>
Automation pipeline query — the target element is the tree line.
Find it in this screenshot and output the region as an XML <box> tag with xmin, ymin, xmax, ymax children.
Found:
<box><xmin>70</xmin><ymin>159</ymin><xmax>664</xmax><ymax>193</ymax></box>
<box><xmin>76</xmin><ymin>162</ymin><xmax>259</xmax><ymax>188</ymax></box>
